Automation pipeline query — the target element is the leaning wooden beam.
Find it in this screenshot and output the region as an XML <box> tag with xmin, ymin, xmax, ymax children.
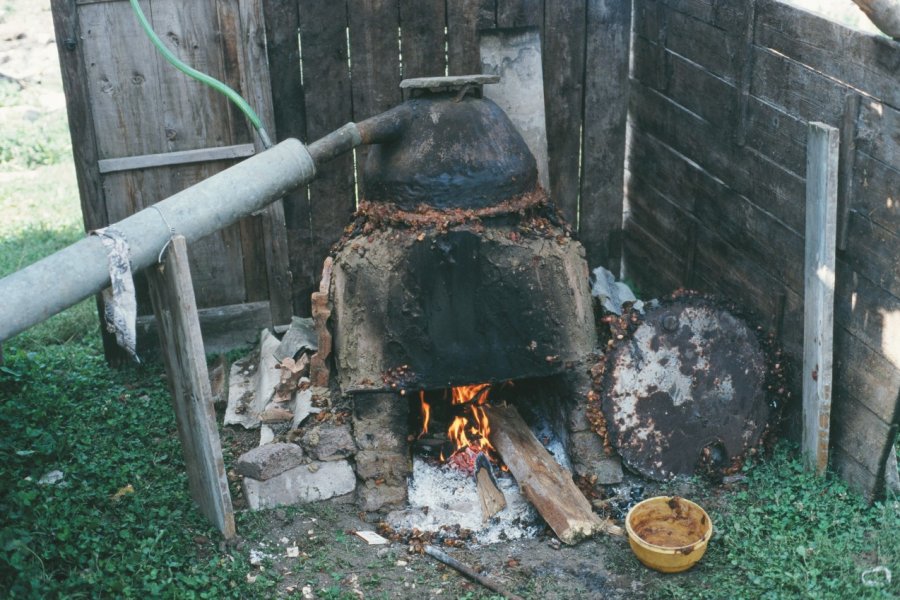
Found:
<box><xmin>803</xmin><ymin>123</ymin><xmax>839</xmax><ymax>477</ymax></box>
<box><xmin>147</xmin><ymin>236</ymin><xmax>235</xmax><ymax>538</ymax></box>
<box><xmin>484</xmin><ymin>405</ymin><xmax>605</xmax><ymax>544</ymax></box>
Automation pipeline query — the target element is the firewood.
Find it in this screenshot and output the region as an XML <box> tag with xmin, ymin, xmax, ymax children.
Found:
<box><xmin>483</xmin><ymin>405</ymin><xmax>605</xmax><ymax>544</ymax></box>
<box><xmin>424</xmin><ymin>545</ymin><xmax>524</xmax><ymax>600</ymax></box>
<box><xmin>475</xmin><ymin>453</ymin><xmax>506</xmax><ymax>522</ymax></box>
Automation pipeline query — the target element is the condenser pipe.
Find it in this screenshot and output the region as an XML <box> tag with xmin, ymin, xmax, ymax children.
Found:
<box><xmin>0</xmin><ymin>139</ymin><xmax>315</xmax><ymax>342</ymax></box>
<box><xmin>0</xmin><ymin>105</ymin><xmax>411</xmax><ymax>343</ymax></box>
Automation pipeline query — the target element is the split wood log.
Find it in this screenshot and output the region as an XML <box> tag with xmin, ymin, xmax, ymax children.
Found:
<box><xmin>475</xmin><ymin>453</ymin><xmax>507</xmax><ymax>522</ymax></box>
<box><xmin>424</xmin><ymin>545</ymin><xmax>524</xmax><ymax>600</ymax></box>
<box><xmin>483</xmin><ymin>405</ymin><xmax>607</xmax><ymax>544</ymax></box>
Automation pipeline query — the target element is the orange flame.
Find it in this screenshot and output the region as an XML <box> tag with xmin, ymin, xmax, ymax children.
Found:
<box><xmin>418</xmin><ymin>391</ymin><xmax>430</xmax><ymax>439</ymax></box>
<box><xmin>451</xmin><ymin>383</ymin><xmax>490</xmax><ymax>406</ymax></box>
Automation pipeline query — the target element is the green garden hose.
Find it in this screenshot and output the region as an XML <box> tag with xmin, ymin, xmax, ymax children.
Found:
<box><xmin>128</xmin><ymin>0</ymin><xmax>273</xmax><ymax>149</ymax></box>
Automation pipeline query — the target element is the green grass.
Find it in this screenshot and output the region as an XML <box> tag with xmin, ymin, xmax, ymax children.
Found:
<box><xmin>0</xmin><ymin>339</ymin><xmax>270</xmax><ymax>597</ymax></box>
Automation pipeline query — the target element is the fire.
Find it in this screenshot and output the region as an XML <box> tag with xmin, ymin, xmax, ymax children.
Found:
<box><xmin>451</xmin><ymin>383</ymin><xmax>490</xmax><ymax>405</ymax></box>
<box><xmin>432</xmin><ymin>383</ymin><xmax>498</xmax><ymax>465</ymax></box>
<box><xmin>419</xmin><ymin>391</ymin><xmax>431</xmax><ymax>438</ymax></box>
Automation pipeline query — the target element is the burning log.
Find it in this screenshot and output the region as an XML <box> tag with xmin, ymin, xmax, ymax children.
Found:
<box><xmin>475</xmin><ymin>453</ymin><xmax>506</xmax><ymax>522</ymax></box>
<box><xmin>483</xmin><ymin>405</ymin><xmax>609</xmax><ymax>544</ymax></box>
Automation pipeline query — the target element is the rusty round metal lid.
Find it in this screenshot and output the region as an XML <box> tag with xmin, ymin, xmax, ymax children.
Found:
<box><xmin>599</xmin><ymin>296</ymin><xmax>774</xmax><ymax>481</ymax></box>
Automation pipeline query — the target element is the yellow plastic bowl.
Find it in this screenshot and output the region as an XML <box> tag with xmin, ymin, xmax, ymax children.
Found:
<box><xmin>625</xmin><ymin>496</ymin><xmax>713</xmax><ymax>573</ymax></box>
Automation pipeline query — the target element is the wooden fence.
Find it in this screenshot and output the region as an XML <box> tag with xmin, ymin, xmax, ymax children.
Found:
<box><xmin>626</xmin><ymin>0</ymin><xmax>900</xmax><ymax>500</ymax></box>
<box><xmin>51</xmin><ymin>0</ymin><xmax>898</xmax><ymax>499</ymax></box>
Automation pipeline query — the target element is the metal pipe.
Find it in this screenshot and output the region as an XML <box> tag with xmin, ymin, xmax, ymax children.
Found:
<box><xmin>0</xmin><ymin>138</ymin><xmax>315</xmax><ymax>342</ymax></box>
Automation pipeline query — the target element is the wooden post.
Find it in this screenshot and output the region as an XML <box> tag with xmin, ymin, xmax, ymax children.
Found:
<box><xmin>803</xmin><ymin>123</ymin><xmax>839</xmax><ymax>476</ymax></box>
<box><xmin>147</xmin><ymin>236</ymin><xmax>236</xmax><ymax>538</ymax></box>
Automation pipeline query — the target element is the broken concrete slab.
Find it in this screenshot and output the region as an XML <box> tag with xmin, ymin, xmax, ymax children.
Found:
<box><xmin>274</xmin><ymin>316</ymin><xmax>317</xmax><ymax>362</ymax></box>
<box><xmin>243</xmin><ymin>460</ymin><xmax>355</xmax><ymax>510</ymax></box>
<box><xmin>236</xmin><ymin>442</ymin><xmax>305</xmax><ymax>481</ymax></box>
<box><xmin>224</xmin><ymin>329</ymin><xmax>281</xmax><ymax>429</ymax></box>
<box><xmin>291</xmin><ymin>388</ymin><xmax>317</xmax><ymax>429</ymax></box>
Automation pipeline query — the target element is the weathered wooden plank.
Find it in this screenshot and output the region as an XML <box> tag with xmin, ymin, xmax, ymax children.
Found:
<box><xmin>628</xmin><ymin>131</ymin><xmax>805</xmax><ymax>294</ymax></box>
<box><xmin>831</xmin><ymin>392</ymin><xmax>896</xmax><ymax>501</ymax></box>
<box><xmin>497</xmin><ymin>0</ymin><xmax>542</xmax><ymax>28</ymax></box>
<box><xmin>237</xmin><ymin>0</ymin><xmax>293</xmax><ymax>324</ymax></box>
<box><xmin>693</xmin><ymin>225</ymin><xmax>804</xmax><ymax>355</ymax></box>
<box><xmin>542</xmin><ymin>0</ymin><xmax>585</xmax><ymax>225</ymax></box>
<box><xmin>832</xmin><ymin>448</ymin><xmax>887</xmax><ymax>503</ymax></box>
<box><xmin>629</xmin><ymin>79</ymin><xmax>806</xmax><ymax>233</ymax></box>
<box><xmin>239</xmin><ymin>216</ymin><xmax>269</xmax><ymax>303</ymax></box>
<box><xmin>216</xmin><ymin>0</ymin><xmax>256</xmax><ymax>146</ymax></box>
<box><xmin>756</xmin><ymin>0</ymin><xmax>900</xmax><ymax>111</ymax></box>
<box><xmin>621</xmin><ymin>219</ymin><xmax>685</xmax><ymax>297</ymax></box>
<box><xmin>579</xmin><ymin>0</ymin><xmax>631</xmax><ymax>275</ymax></box>
<box><xmin>842</xmin><ymin>211</ymin><xmax>900</xmax><ymax>300</ymax></box>
<box><xmin>857</xmin><ymin>98</ymin><xmax>900</xmax><ymax>172</ymax></box>
<box><xmin>97</xmin><ymin>144</ymin><xmax>256</xmax><ymax>174</ymax></box>
<box><xmin>833</xmin><ymin>319</ymin><xmax>900</xmax><ymax>424</ymax></box>
<box><xmin>632</xmin><ymin>0</ymin><xmax>659</xmax><ymax>43</ymax></box>
<box><xmin>662</xmin><ymin>5</ymin><xmax>743</xmax><ymax>83</ymax></box>
<box><xmin>51</xmin><ymin>0</ymin><xmax>107</xmax><ymax>230</ymax></box>
<box><xmin>349</xmin><ymin>0</ymin><xmax>401</xmax><ymax>205</ymax></box>
<box><xmin>802</xmin><ymin>123</ymin><xmax>839</xmax><ymax>476</ymax></box>
<box><xmin>399</xmin><ymin>0</ymin><xmax>446</xmax><ymax>78</ymax></box>
<box><xmin>149</xmin><ymin>0</ymin><xmax>232</xmax><ymax>151</ymax></box>
<box><xmin>262</xmin><ymin>0</ymin><xmax>305</xmax><ymax>142</ymax></box>
<box><xmin>851</xmin><ymin>151</ymin><xmax>900</xmax><ymax>237</ymax></box>
<box><xmin>262</xmin><ymin>0</ymin><xmax>310</xmax><ymax>316</ymax></box>
<box><xmin>52</xmin><ymin>0</ymin><xmax>129</xmax><ymax>363</ymax></box>
<box><xmin>349</xmin><ymin>0</ymin><xmax>402</xmax><ymax>120</ymax></box>
<box><xmin>837</xmin><ymin>93</ymin><xmax>860</xmax><ymax>251</ymax></box>
<box><xmin>79</xmin><ymin>0</ymin><xmax>166</xmax><ymax>160</ymax></box>
<box><xmin>751</xmin><ymin>46</ymin><xmax>848</xmax><ymax>128</ymax></box>
<box><xmin>625</xmin><ymin>172</ymin><xmax>694</xmax><ymax>257</ymax></box>
<box><xmin>147</xmin><ymin>236</ymin><xmax>235</xmax><ymax>538</ymax></box>
<box><xmin>742</xmin><ymin>94</ymin><xmax>807</xmax><ymax>178</ymax></box>
<box><xmin>447</xmin><ymin>0</ymin><xmax>497</xmax><ymax>75</ymax></box>
<box><xmin>300</xmin><ymin>0</ymin><xmax>356</xmax><ymax>310</ymax></box>
<box><xmin>154</xmin><ymin>161</ymin><xmax>247</xmax><ymax>309</ymax></box>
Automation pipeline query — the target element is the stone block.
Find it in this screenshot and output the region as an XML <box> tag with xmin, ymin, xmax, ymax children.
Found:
<box><xmin>353</xmin><ymin>394</ymin><xmax>408</xmax><ymax>451</ymax></box>
<box><xmin>235</xmin><ymin>442</ymin><xmax>304</xmax><ymax>481</ymax></box>
<box><xmin>570</xmin><ymin>431</ymin><xmax>624</xmax><ymax>484</ymax></box>
<box><xmin>243</xmin><ymin>460</ymin><xmax>356</xmax><ymax>510</ymax></box>
<box><xmin>357</xmin><ymin>480</ymin><xmax>407</xmax><ymax>513</ymax></box>
<box><xmin>300</xmin><ymin>421</ymin><xmax>356</xmax><ymax>461</ymax></box>
<box><xmin>355</xmin><ymin>450</ymin><xmax>411</xmax><ymax>486</ymax></box>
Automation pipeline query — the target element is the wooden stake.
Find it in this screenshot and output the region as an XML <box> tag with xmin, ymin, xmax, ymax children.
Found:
<box><xmin>803</xmin><ymin>123</ymin><xmax>839</xmax><ymax>477</ymax></box>
<box><xmin>483</xmin><ymin>405</ymin><xmax>604</xmax><ymax>544</ymax></box>
<box><xmin>475</xmin><ymin>453</ymin><xmax>506</xmax><ymax>522</ymax></box>
<box><xmin>147</xmin><ymin>236</ymin><xmax>236</xmax><ymax>538</ymax></box>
